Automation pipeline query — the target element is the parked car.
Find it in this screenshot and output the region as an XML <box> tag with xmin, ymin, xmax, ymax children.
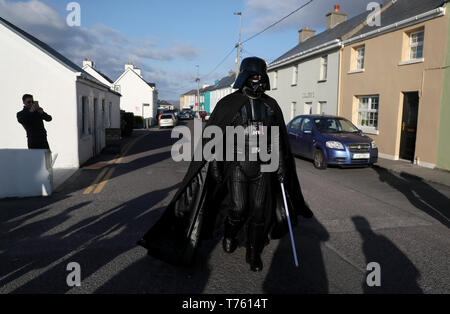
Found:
<box><xmin>159</xmin><ymin>113</ymin><xmax>177</xmax><ymax>129</ymax></box>
<box><xmin>178</xmin><ymin>111</ymin><xmax>193</xmax><ymax>120</ymax></box>
<box><xmin>287</xmin><ymin>115</ymin><xmax>378</xmax><ymax>169</ymax></box>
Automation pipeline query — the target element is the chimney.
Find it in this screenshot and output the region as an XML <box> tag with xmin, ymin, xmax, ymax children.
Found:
<box><xmin>83</xmin><ymin>58</ymin><xmax>94</xmax><ymax>68</ymax></box>
<box><xmin>134</xmin><ymin>67</ymin><xmax>142</xmax><ymax>77</ymax></box>
<box><xmin>298</xmin><ymin>26</ymin><xmax>316</xmax><ymax>43</ymax></box>
<box><xmin>326</xmin><ymin>5</ymin><xmax>347</xmax><ymax>30</ymax></box>
<box><xmin>125</xmin><ymin>62</ymin><xmax>134</xmax><ymax>71</ymax></box>
<box><xmin>228</xmin><ymin>70</ymin><xmax>236</xmax><ymax>77</ymax></box>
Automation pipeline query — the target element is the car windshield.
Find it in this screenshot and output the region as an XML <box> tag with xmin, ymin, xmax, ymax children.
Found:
<box><xmin>314</xmin><ymin>118</ymin><xmax>359</xmax><ymax>134</ymax></box>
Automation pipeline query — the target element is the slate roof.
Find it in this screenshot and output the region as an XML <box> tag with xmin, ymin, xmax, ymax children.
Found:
<box><xmin>209</xmin><ymin>73</ymin><xmax>237</xmax><ymax>91</ymax></box>
<box><xmin>270</xmin><ymin>11</ymin><xmax>370</xmax><ymax>66</ymax></box>
<box><xmin>271</xmin><ymin>0</ymin><xmax>448</xmax><ymax>68</ymax></box>
<box><xmin>95</xmin><ymin>69</ymin><xmax>114</xmax><ymax>84</ymax></box>
<box><xmin>0</xmin><ymin>15</ymin><xmax>114</xmax><ymax>92</ymax></box>
<box><xmin>353</xmin><ymin>0</ymin><xmax>448</xmax><ymax>37</ymax></box>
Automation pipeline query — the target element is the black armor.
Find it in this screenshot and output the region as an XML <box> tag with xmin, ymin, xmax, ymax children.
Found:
<box><xmin>218</xmin><ymin>58</ymin><xmax>286</xmax><ymax>272</ymax></box>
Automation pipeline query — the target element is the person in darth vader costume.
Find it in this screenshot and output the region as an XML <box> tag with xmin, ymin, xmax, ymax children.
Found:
<box><xmin>138</xmin><ymin>57</ymin><xmax>313</xmax><ymax>272</ymax></box>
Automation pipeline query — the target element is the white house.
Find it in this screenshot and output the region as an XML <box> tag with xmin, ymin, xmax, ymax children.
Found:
<box><xmin>209</xmin><ymin>72</ymin><xmax>236</xmax><ymax>113</ymax></box>
<box><xmin>82</xmin><ymin>58</ymin><xmax>121</xmax><ymax>129</ymax></box>
<box><xmin>0</xmin><ymin>16</ymin><xmax>121</xmax><ymax>170</ymax></box>
<box><xmin>267</xmin><ymin>6</ymin><xmax>368</xmax><ymax>122</ymax></box>
<box><xmin>113</xmin><ymin>63</ymin><xmax>158</xmax><ymax>127</ymax></box>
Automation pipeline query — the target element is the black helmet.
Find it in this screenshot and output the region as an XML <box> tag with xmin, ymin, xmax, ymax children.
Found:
<box><xmin>233</xmin><ymin>57</ymin><xmax>270</xmax><ymax>91</ymax></box>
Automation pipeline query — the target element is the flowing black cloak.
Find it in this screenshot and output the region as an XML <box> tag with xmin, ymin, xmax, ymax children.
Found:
<box><xmin>138</xmin><ymin>91</ymin><xmax>313</xmax><ymax>266</ymax></box>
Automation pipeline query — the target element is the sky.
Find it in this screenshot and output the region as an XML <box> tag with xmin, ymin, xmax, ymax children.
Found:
<box><xmin>0</xmin><ymin>0</ymin><xmax>377</xmax><ymax>100</ymax></box>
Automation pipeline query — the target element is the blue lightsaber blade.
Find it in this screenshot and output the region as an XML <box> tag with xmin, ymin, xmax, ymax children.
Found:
<box><xmin>280</xmin><ymin>182</ymin><xmax>299</xmax><ymax>267</ymax></box>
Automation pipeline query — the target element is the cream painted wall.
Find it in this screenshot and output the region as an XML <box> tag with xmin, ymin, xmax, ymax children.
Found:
<box><xmin>339</xmin><ymin>14</ymin><xmax>449</xmax><ymax>166</ymax></box>
<box><xmin>268</xmin><ymin>49</ymin><xmax>341</xmax><ymax>123</ymax></box>
<box><xmin>0</xmin><ymin>22</ymin><xmax>80</xmax><ymax>169</ymax></box>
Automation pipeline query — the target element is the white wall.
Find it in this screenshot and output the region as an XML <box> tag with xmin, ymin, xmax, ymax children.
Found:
<box><xmin>76</xmin><ymin>80</ymin><xmax>120</xmax><ymax>166</ymax></box>
<box><xmin>114</xmin><ymin>69</ymin><xmax>157</xmax><ymax>125</ymax></box>
<box><xmin>267</xmin><ymin>49</ymin><xmax>341</xmax><ymax>123</ymax></box>
<box><xmin>0</xmin><ymin>149</ymin><xmax>53</xmax><ymax>198</ymax></box>
<box><xmin>210</xmin><ymin>87</ymin><xmax>235</xmax><ymax>113</ymax></box>
<box><xmin>0</xmin><ymin>22</ymin><xmax>80</xmax><ymax>169</ymax></box>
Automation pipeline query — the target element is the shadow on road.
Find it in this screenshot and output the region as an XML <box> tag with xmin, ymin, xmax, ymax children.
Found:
<box><xmin>374</xmin><ymin>167</ymin><xmax>450</xmax><ymax>228</ymax></box>
<box><xmin>352</xmin><ymin>216</ymin><xmax>423</xmax><ymax>294</ymax></box>
<box><xmin>263</xmin><ymin>217</ymin><xmax>330</xmax><ymax>293</ymax></box>
<box><xmin>1</xmin><ymin>184</ymin><xmax>179</xmax><ymax>293</ymax></box>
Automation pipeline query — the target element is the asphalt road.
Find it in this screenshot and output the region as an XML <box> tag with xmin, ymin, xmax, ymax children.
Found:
<box><xmin>1</xmin><ymin>120</ymin><xmax>449</xmax><ymax>294</ymax></box>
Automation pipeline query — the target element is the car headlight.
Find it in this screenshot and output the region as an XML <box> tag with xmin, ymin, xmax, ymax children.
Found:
<box><xmin>326</xmin><ymin>141</ymin><xmax>345</xmax><ymax>150</ymax></box>
<box><xmin>371</xmin><ymin>141</ymin><xmax>377</xmax><ymax>149</ymax></box>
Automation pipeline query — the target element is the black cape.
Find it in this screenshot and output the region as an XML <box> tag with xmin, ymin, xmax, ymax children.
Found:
<box><xmin>138</xmin><ymin>91</ymin><xmax>313</xmax><ymax>266</ymax></box>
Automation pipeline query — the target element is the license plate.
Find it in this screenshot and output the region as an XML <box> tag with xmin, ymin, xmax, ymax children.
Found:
<box><xmin>352</xmin><ymin>153</ymin><xmax>370</xmax><ymax>159</ymax></box>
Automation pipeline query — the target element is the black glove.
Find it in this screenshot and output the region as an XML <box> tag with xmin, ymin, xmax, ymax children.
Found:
<box><xmin>277</xmin><ymin>157</ymin><xmax>287</xmax><ymax>183</ymax></box>
<box><xmin>210</xmin><ymin>160</ymin><xmax>223</xmax><ymax>184</ymax></box>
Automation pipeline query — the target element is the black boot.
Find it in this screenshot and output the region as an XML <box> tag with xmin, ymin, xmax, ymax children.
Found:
<box><xmin>223</xmin><ymin>217</ymin><xmax>242</xmax><ymax>254</ymax></box>
<box><xmin>246</xmin><ymin>223</ymin><xmax>265</xmax><ymax>272</ymax></box>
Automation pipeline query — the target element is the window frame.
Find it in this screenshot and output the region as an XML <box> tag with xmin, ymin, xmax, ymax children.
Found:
<box><xmin>291</xmin><ymin>65</ymin><xmax>299</xmax><ymax>86</ymax></box>
<box><xmin>81</xmin><ymin>96</ymin><xmax>91</xmax><ymax>138</ymax></box>
<box><xmin>357</xmin><ymin>95</ymin><xmax>379</xmax><ymax>133</ymax></box>
<box><xmin>273</xmin><ymin>71</ymin><xmax>278</xmax><ymax>89</ymax></box>
<box><xmin>409</xmin><ymin>30</ymin><xmax>424</xmax><ymax>60</ymax></box>
<box><xmin>319</xmin><ymin>55</ymin><xmax>328</xmax><ymax>81</ymax></box>
<box><xmin>355</xmin><ymin>46</ymin><xmax>365</xmax><ymax>70</ymax></box>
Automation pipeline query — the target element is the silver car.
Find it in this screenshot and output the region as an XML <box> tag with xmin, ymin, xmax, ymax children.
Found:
<box><xmin>159</xmin><ymin>113</ymin><xmax>177</xmax><ymax>129</ymax></box>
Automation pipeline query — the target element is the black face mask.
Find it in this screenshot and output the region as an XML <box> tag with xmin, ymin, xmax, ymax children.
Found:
<box><xmin>243</xmin><ymin>75</ymin><xmax>267</xmax><ymax>99</ymax></box>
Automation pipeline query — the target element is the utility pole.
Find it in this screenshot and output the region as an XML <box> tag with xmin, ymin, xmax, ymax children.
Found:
<box><xmin>195</xmin><ymin>65</ymin><xmax>200</xmax><ymax>112</ymax></box>
<box><xmin>234</xmin><ymin>12</ymin><xmax>242</xmax><ymax>75</ymax></box>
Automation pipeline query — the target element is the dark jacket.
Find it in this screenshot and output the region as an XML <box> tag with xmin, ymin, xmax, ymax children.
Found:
<box><xmin>17</xmin><ymin>107</ymin><xmax>52</xmax><ymax>149</ymax></box>
<box><xmin>138</xmin><ymin>91</ymin><xmax>313</xmax><ymax>266</ymax></box>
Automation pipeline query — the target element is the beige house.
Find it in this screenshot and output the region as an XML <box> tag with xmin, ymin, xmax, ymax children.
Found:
<box><xmin>339</xmin><ymin>0</ymin><xmax>449</xmax><ymax>169</ymax></box>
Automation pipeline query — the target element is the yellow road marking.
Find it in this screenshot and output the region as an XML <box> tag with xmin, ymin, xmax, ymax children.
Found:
<box><xmin>93</xmin><ymin>168</ymin><xmax>116</xmax><ymax>194</ymax></box>
<box><xmin>83</xmin><ymin>133</ymin><xmax>147</xmax><ymax>195</ymax></box>
<box><xmin>83</xmin><ymin>168</ymin><xmax>109</xmax><ymax>195</ymax></box>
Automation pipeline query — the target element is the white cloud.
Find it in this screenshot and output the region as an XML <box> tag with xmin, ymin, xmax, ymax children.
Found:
<box><xmin>0</xmin><ymin>0</ymin><xmax>200</xmax><ymax>99</ymax></box>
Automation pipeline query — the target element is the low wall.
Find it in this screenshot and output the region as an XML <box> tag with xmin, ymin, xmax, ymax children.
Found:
<box><xmin>0</xmin><ymin>149</ymin><xmax>54</xmax><ymax>198</ymax></box>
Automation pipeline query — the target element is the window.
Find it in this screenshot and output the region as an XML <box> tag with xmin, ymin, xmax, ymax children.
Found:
<box><xmin>318</xmin><ymin>101</ymin><xmax>327</xmax><ymax>115</ymax></box>
<box><xmin>291</xmin><ymin>65</ymin><xmax>298</xmax><ymax>85</ymax></box>
<box><xmin>409</xmin><ymin>30</ymin><xmax>424</xmax><ymax>60</ymax></box>
<box><xmin>102</xmin><ymin>99</ymin><xmax>106</xmax><ymax>128</ymax></box>
<box><xmin>289</xmin><ymin>117</ymin><xmax>302</xmax><ymax>130</ymax></box>
<box><xmin>273</xmin><ymin>71</ymin><xmax>278</xmax><ymax>89</ymax></box>
<box><xmin>355</xmin><ymin>46</ymin><xmax>365</xmax><ymax>70</ymax></box>
<box><xmin>304</xmin><ymin>102</ymin><xmax>313</xmax><ymax>115</ymax></box>
<box><xmin>357</xmin><ymin>96</ymin><xmax>379</xmax><ymax>131</ymax></box>
<box><xmin>109</xmin><ymin>102</ymin><xmax>112</xmax><ymax>128</ymax></box>
<box><xmin>300</xmin><ymin>118</ymin><xmax>313</xmax><ymax>132</ymax></box>
<box><xmin>319</xmin><ymin>55</ymin><xmax>328</xmax><ymax>81</ymax></box>
<box><xmin>291</xmin><ymin>102</ymin><xmax>297</xmax><ymax>120</ymax></box>
<box><xmin>81</xmin><ymin>96</ymin><xmax>90</xmax><ymax>137</ymax></box>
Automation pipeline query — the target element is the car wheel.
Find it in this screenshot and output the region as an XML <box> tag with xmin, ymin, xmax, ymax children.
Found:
<box><xmin>313</xmin><ymin>149</ymin><xmax>327</xmax><ymax>170</ymax></box>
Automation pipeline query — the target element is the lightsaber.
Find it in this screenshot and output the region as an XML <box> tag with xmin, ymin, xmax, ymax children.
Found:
<box><xmin>280</xmin><ymin>182</ymin><xmax>299</xmax><ymax>267</ymax></box>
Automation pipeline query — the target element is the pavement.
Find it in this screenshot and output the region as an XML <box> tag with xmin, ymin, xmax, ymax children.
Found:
<box><xmin>0</xmin><ymin>120</ymin><xmax>449</xmax><ymax>294</ymax></box>
<box><xmin>374</xmin><ymin>158</ymin><xmax>450</xmax><ymax>188</ymax></box>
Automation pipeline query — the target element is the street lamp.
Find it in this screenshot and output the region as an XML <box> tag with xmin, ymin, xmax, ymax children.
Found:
<box><xmin>234</xmin><ymin>12</ymin><xmax>242</xmax><ymax>75</ymax></box>
<box><xmin>195</xmin><ymin>65</ymin><xmax>200</xmax><ymax>112</ymax></box>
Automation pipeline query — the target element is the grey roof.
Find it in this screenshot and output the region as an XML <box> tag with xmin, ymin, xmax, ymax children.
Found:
<box><xmin>209</xmin><ymin>73</ymin><xmax>237</xmax><ymax>91</ymax></box>
<box><xmin>353</xmin><ymin>0</ymin><xmax>447</xmax><ymax>37</ymax></box>
<box><xmin>271</xmin><ymin>11</ymin><xmax>369</xmax><ymax>65</ymax></box>
<box><xmin>182</xmin><ymin>89</ymin><xmax>197</xmax><ymax>96</ymax></box>
<box><xmin>95</xmin><ymin>69</ymin><xmax>114</xmax><ymax>84</ymax></box>
<box><xmin>0</xmin><ymin>15</ymin><xmax>117</xmax><ymax>92</ymax></box>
